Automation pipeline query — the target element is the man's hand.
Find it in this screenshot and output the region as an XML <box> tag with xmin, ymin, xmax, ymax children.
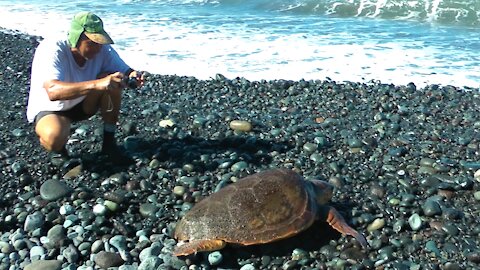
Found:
<box><xmin>101</xmin><ymin>72</ymin><xmax>124</xmax><ymax>91</ymax></box>
<box><xmin>126</xmin><ymin>70</ymin><xmax>145</xmax><ymax>89</ymax></box>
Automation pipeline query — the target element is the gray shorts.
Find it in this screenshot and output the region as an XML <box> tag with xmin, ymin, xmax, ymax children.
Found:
<box><xmin>34</xmin><ymin>101</ymin><xmax>93</xmax><ymax>125</ymax></box>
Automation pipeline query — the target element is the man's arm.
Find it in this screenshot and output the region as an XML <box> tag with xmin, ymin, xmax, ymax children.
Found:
<box><xmin>43</xmin><ymin>72</ymin><xmax>124</xmax><ymax>101</ymax></box>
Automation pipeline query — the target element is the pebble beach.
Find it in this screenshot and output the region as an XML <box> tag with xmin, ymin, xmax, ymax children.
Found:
<box><xmin>0</xmin><ymin>29</ymin><xmax>479</xmax><ymax>270</ymax></box>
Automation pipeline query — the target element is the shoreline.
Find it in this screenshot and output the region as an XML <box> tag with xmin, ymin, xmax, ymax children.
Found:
<box><xmin>1</xmin><ymin>30</ymin><xmax>479</xmax><ymax>269</ymax></box>
<box><xmin>3</xmin><ymin>26</ymin><xmax>479</xmax><ymax>91</ymax></box>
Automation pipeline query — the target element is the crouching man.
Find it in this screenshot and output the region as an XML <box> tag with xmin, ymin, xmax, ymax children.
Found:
<box><xmin>26</xmin><ymin>11</ymin><xmax>144</xmax><ymax>165</ymax></box>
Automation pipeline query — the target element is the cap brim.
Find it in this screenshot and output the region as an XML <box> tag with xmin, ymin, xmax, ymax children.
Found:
<box><xmin>84</xmin><ymin>31</ymin><xmax>114</xmax><ymax>45</ymax></box>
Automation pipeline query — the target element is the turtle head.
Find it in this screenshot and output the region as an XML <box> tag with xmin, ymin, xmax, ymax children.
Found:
<box><xmin>310</xmin><ymin>179</ymin><xmax>334</xmax><ymax>205</ymax></box>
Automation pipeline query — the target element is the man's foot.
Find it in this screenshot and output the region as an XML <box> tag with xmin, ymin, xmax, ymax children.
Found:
<box><xmin>50</xmin><ymin>147</ymin><xmax>70</xmax><ymax>167</ymax></box>
<box><xmin>101</xmin><ymin>144</ymin><xmax>134</xmax><ymax>166</ymax></box>
<box><xmin>50</xmin><ymin>147</ymin><xmax>82</xmax><ymax>172</ymax></box>
<box><xmin>62</xmin><ymin>158</ymin><xmax>82</xmax><ymax>172</ymax></box>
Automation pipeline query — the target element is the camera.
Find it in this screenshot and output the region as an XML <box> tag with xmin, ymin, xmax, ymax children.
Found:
<box><xmin>123</xmin><ymin>76</ymin><xmax>139</xmax><ymax>89</ymax></box>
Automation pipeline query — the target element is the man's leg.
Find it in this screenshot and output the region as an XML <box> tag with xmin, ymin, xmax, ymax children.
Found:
<box><xmin>35</xmin><ymin>114</ymin><xmax>72</xmax><ymax>154</ymax></box>
<box><xmin>82</xmin><ymin>78</ymin><xmax>132</xmax><ymax>164</ymax></box>
<box><xmin>82</xmin><ymin>82</ymin><xmax>122</xmax><ymax>151</ymax></box>
<box><xmin>82</xmin><ymin>81</ymin><xmax>121</xmax><ymax>124</ymax></box>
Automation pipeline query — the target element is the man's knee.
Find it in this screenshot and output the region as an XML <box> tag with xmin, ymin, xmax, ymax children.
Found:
<box><xmin>38</xmin><ymin>128</ymin><xmax>68</xmax><ymax>152</ymax></box>
<box><xmin>38</xmin><ymin>136</ymin><xmax>66</xmax><ymax>153</ymax></box>
<box><xmin>35</xmin><ymin>117</ymin><xmax>70</xmax><ymax>152</ymax></box>
<box><xmin>39</xmin><ymin>137</ymin><xmax>64</xmax><ymax>152</ymax></box>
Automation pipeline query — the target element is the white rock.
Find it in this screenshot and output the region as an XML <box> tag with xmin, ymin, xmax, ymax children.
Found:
<box><xmin>159</xmin><ymin>119</ymin><xmax>175</xmax><ymax>128</ymax></box>
<box><xmin>59</xmin><ymin>204</ymin><xmax>75</xmax><ymax>216</ymax></box>
<box><xmin>474</xmin><ymin>169</ymin><xmax>480</xmax><ymax>182</ymax></box>
<box><xmin>93</xmin><ymin>204</ymin><xmax>107</xmax><ymax>216</ymax></box>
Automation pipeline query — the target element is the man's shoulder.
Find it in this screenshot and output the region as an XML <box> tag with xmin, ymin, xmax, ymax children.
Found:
<box><xmin>33</xmin><ymin>38</ymin><xmax>71</xmax><ymax>61</ymax></box>
<box><xmin>38</xmin><ymin>38</ymin><xmax>69</xmax><ymax>51</ymax></box>
<box><xmin>100</xmin><ymin>44</ymin><xmax>116</xmax><ymax>54</ymax></box>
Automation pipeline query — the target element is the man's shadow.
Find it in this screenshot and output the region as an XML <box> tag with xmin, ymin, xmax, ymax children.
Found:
<box><xmin>81</xmin><ymin>134</ymin><xmax>293</xmax><ymax>174</ymax></box>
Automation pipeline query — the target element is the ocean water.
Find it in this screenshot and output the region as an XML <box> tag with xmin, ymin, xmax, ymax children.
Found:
<box><xmin>0</xmin><ymin>0</ymin><xmax>479</xmax><ymax>88</ymax></box>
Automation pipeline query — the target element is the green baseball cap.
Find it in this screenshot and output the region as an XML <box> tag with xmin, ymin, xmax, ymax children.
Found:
<box><xmin>68</xmin><ymin>11</ymin><xmax>114</xmax><ymax>47</ymax></box>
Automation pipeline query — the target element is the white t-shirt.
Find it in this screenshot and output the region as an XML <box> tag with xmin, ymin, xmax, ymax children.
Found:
<box><xmin>26</xmin><ymin>39</ymin><xmax>130</xmax><ymax>123</ymax></box>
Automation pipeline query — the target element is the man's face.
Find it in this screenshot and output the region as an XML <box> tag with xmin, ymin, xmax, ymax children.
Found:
<box><xmin>77</xmin><ymin>35</ymin><xmax>102</xmax><ymax>60</ymax></box>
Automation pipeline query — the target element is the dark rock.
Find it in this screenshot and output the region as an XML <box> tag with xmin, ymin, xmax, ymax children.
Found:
<box><xmin>40</xmin><ymin>179</ymin><xmax>73</xmax><ymax>201</ymax></box>
<box><xmin>94</xmin><ymin>251</ymin><xmax>124</xmax><ymax>269</ymax></box>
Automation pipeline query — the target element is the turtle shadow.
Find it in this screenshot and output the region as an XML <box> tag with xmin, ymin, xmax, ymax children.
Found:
<box><xmin>240</xmin><ymin>219</ymin><xmax>339</xmax><ymax>254</ymax></box>
<box><xmin>215</xmin><ymin>202</ymin><xmax>366</xmax><ymax>268</ymax></box>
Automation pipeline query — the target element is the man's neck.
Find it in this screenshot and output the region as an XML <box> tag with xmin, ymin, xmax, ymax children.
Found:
<box><xmin>71</xmin><ymin>49</ymin><xmax>87</xmax><ymax>67</ymax></box>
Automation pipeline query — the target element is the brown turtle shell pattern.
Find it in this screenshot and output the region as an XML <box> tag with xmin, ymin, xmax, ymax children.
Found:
<box><xmin>174</xmin><ymin>168</ymin><xmax>318</xmax><ymax>245</ymax></box>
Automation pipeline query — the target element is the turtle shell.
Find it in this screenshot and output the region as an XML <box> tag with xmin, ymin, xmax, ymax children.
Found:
<box><xmin>174</xmin><ymin>168</ymin><xmax>319</xmax><ymax>245</ymax></box>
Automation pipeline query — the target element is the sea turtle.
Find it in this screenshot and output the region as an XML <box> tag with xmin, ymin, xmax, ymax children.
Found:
<box><xmin>173</xmin><ymin>168</ymin><xmax>368</xmax><ymax>256</ymax></box>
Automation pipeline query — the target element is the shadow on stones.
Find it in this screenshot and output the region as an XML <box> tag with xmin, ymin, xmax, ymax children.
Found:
<box><xmin>75</xmin><ymin>134</ymin><xmax>293</xmax><ymax>179</ymax></box>
<box><xmin>125</xmin><ymin>134</ymin><xmax>292</xmax><ymax>170</ymax></box>
<box><xmin>236</xmin><ymin>219</ymin><xmax>339</xmax><ymax>254</ymax></box>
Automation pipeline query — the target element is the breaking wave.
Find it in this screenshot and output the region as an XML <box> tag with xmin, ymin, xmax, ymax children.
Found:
<box><xmin>141</xmin><ymin>0</ymin><xmax>480</xmax><ymax>26</ymax></box>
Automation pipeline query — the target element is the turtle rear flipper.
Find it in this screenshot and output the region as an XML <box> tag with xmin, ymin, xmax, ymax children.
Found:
<box><xmin>325</xmin><ymin>207</ymin><xmax>368</xmax><ymax>249</ymax></box>
<box><xmin>174</xmin><ymin>239</ymin><xmax>227</xmax><ymax>256</ymax></box>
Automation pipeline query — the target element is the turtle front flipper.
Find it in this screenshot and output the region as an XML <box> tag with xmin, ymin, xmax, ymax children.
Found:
<box><xmin>325</xmin><ymin>206</ymin><xmax>368</xmax><ymax>249</ymax></box>
<box><xmin>174</xmin><ymin>239</ymin><xmax>227</xmax><ymax>256</ymax></box>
